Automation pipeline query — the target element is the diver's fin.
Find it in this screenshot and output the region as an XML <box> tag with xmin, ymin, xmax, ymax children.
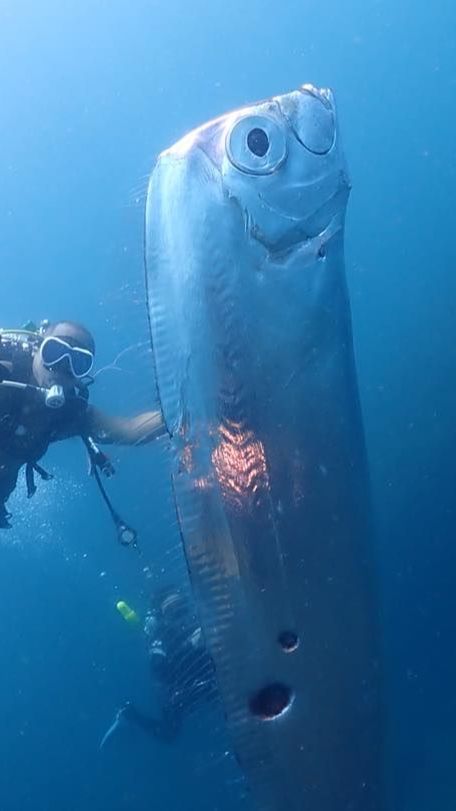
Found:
<box><xmin>99</xmin><ymin>707</ymin><xmax>129</xmax><ymax>750</ymax></box>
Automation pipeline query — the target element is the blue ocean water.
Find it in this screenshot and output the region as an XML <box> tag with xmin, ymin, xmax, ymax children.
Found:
<box><xmin>0</xmin><ymin>1</ymin><xmax>455</xmax><ymax>809</ymax></box>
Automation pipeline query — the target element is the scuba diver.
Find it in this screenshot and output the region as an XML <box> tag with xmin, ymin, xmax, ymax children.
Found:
<box><xmin>0</xmin><ymin>319</ymin><xmax>164</xmax><ymax>543</ymax></box>
<box><xmin>101</xmin><ymin>587</ymin><xmax>217</xmax><ymax>748</ymax></box>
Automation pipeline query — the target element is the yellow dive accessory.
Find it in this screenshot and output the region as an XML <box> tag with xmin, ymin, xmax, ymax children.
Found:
<box><xmin>116</xmin><ymin>600</ymin><xmax>140</xmax><ymax>625</ymax></box>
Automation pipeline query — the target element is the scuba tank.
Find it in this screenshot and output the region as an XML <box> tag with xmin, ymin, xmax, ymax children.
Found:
<box><xmin>0</xmin><ymin>320</ymin><xmax>97</xmax><ymax>413</ymax></box>
<box><xmin>0</xmin><ymin>320</ymin><xmax>138</xmax><ymax>548</ymax></box>
<box><xmin>0</xmin><ymin>321</ymin><xmax>89</xmax><ymax>411</ymax></box>
<box><xmin>0</xmin><ymin>321</ymin><xmax>66</xmax><ymax>408</ymax></box>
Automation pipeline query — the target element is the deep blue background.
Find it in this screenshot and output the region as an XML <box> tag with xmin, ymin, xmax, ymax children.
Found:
<box><xmin>0</xmin><ymin>1</ymin><xmax>455</xmax><ymax>808</ymax></box>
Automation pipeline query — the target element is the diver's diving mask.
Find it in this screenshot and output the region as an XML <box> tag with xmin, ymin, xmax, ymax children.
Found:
<box><xmin>40</xmin><ymin>336</ymin><xmax>94</xmax><ymax>379</ymax></box>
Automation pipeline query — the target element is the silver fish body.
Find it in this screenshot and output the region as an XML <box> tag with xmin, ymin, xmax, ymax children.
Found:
<box><xmin>145</xmin><ymin>85</ymin><xmax>384</xmax><ymax>811</ymax></box>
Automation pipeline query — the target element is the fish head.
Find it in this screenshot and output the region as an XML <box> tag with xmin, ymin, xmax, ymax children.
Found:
<box><xmin>167</xmin><ymin>84</ymin><xmax>350</xmax><ymax>256</ymax></box>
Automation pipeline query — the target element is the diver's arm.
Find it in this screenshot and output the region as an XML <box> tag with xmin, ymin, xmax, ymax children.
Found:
<box><xmin>83</xmin><ymin>405</ymin><xmax>165</xmax><ymax>446</ymax></box>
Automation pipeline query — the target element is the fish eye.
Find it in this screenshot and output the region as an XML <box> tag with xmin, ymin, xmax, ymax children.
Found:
<box><xmin>247</xmin><ymin>127</ymin><xmax>269</xmax><ymax>157</ymax></box>
<box><xmin>226</xmin><ymin>114</ymin><xmax>287</xmax><ymax>175</ymax></box>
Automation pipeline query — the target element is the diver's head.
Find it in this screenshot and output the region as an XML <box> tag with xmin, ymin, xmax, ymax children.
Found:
<box><xmin>33</xmin><ymin>320</ymin><xmax>95</xmax><ymax>388</ymax></box>
<box><xmin>150</xmin><ymin>587</ymin><xmax>189</xmax><ymax>623</ymax></box>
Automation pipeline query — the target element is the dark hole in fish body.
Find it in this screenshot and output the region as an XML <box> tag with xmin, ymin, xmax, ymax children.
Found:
<box><xmin>249</xmin><ymin>682</ymin><xmax>294</xmax><ymax>720</ymax></box>
<box><xmin>278</xmin><ymin>630</ymin><xmax>299</xmax><ymax>653</ymax></box>
<box><xmin>247</xmin><ymin>127</ymin><xmax>269</xmax><ymax>157</ymax></box>
<box><xmin>318</xmin><ymin>245</ymin><xmax>326</xmax><ymax>259</ymax></box>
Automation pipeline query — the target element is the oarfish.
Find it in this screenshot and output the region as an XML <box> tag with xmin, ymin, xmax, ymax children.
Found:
<box><xmin>144</xmin><ymin>85</ymin><xmax>385</xmax><ymax>811</ymax></box>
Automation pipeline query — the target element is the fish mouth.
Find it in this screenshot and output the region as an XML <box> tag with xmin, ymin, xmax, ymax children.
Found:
<box><xmin>250</xmin><ymin>214</ymin><xmax>311</xmax><ymax>256</ymax></box>
<box><xmin>251</xmin><ymin>224</ymin><xmax>336</xmax><ymax>266</ymax></box>
<box><xmin>247</xmin><ymin>188</ymin><xmax>345</xmax><ymax>258</ymax></box>
<box><xmin>276</xmin><ymin>84</ymin><xmax>336</xmax><ymax>156</ymax></box>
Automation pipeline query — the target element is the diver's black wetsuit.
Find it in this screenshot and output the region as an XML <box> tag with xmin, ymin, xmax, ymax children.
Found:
<box><xmin>120</xmin><ymin>593</ymin><xmax>216</xmax><ymax>744</ymax></box>
<box><xmin>0</xmin><ymin>349</ymin><xmax>88</xmax><ymax>527</ymax></box>
<box><xmin>0</xmin><ymin>331</ymin><xmax>163</xmax><ymax>529</ymax></box>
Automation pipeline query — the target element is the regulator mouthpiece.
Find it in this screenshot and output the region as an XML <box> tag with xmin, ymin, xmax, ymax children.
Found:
<box><xmin>45</xmin><ymin>385</ymin><xmax>65</xmax><ymax>409</ymax></box>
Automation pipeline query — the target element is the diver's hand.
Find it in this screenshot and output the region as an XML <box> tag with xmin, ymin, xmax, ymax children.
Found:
<box><xmin>95</xmin><ymin>450</ymin><xmax>115</xmax><ymax>478</ymax></box>
<box><xmin>85</xmin><ymin>435</ymin><xmax>116</xmax><ymax>477</ymax></box>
